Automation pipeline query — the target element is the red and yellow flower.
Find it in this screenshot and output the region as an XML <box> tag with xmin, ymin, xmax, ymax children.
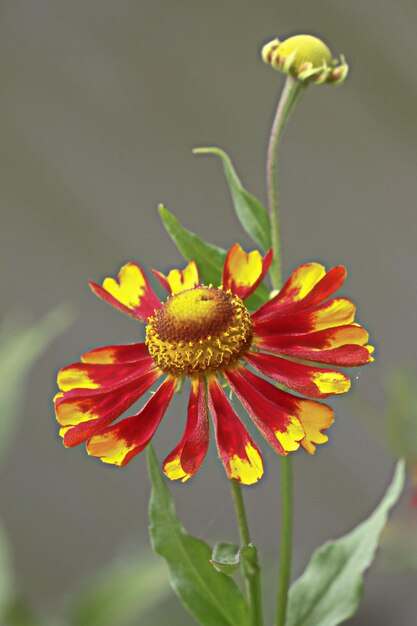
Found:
<box><xmin>55</xmin><ymin>244</ymin><xmax>372</xmax><ymax>484</ymax></box>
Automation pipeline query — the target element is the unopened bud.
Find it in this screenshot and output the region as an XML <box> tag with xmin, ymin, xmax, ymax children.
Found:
<box><xmin>262</xmin><ymin>34</ymin><xmax>349</xmax><ymax>86</ymax></box>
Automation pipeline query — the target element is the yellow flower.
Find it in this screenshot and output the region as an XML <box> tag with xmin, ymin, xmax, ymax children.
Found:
<box><xmin>262</xmin><ymin>34</ymin><xmax>348</xmax><ymax>85</ymax></box>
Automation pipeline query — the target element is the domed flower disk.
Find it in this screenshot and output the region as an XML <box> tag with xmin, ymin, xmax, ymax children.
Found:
<box><xmin>54</xmin><ymin>244</ymin><xmax>372</xmax><ymax>484</ymax></box>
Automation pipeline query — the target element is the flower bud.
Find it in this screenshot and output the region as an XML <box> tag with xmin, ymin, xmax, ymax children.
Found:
<box><xmin>262</xmin><ymin>34</ymin><xmax>349</xmax><ymax>85</ymax></box>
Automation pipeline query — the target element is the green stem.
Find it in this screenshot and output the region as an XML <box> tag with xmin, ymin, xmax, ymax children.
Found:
<box><xmin>230</xmin><ymin>480</ymin><xmax>264</xmax><ymax>626</ymax></box>
<box><xmin>266</xmin><ymin>76</ymin><xmax>305</xmax><ymax>626</ymax></box>
<box><xmin>275</xmin><ymin>456</ymin><xmax>293</xmax><ymax>626</ymax></box>
<box><xmin>267</xmin><ymin>76</ymin><xmax>305</xmax><ymax>290</ymax></box>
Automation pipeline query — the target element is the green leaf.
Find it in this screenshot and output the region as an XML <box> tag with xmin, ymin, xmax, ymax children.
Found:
<box><xmin>158</xmin><ymin>204</ymin><xmax>226</xmax><ymax>288</ymax></box>
<box><xmin>211</xmin><ymin>543</ymin><xmax>241</xmax><ymax>575</ymax></box>
<box><xmin>0</xmin><ymin>304</ymin><xmax>74</xmax><ymax>463</ymax></box>
<box><xmin>158</xmin><ymin>205</ymin><xmax>269</xmax><ymax>309</ymax></box>
<box><xmin>71</xmin><ymin>554</ymin><xmax>171</xmax><ymax>626</ymax></box>
<box><xmin>147</xmin><ymin>446</ymin><xmax>249</xmax><ymax>626</ymax></box>
<box><xmin>286</xmin><ymin>460</ymin><xmax>405</xmax><ymax>626</ymax></box>
<box><xmin>193</xmin><ymin>148</ymin><xmax>271</xmax><ymax>251</ymax></box>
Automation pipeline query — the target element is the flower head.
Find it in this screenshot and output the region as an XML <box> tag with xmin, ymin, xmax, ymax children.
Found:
<box><xmin>262</xmin><ymin>34</ymin><xmax>349</xmax><ymax>85</ymax></box>
<box><xmin>55</xmin><ymin>244</ymin><xmax>372</xmax><ymax>484</ymax></box>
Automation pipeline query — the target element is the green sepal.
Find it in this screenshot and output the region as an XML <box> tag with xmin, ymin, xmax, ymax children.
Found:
<box><xmin>286</xmin><ymin>460</ymin><xmax>405</xmax><ymax>626</ymax></box>
<box><xmin>158</xmin><ymin>205</ymin><xmax>269</xmax><ymax>309</ymax></box>
<box><xmin>147</xmin><ymin>446</ymin><xmax>249</xmax><ymax>626</ymax></box>
<box><xmin>193</xmin><ymin>147</ymin><xmax>271</xmax><ymax>251</ymax></box>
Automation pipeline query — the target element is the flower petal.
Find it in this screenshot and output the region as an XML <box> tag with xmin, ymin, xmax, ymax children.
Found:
<box><xmin>252</xmin><ymin>264</ymin><xmax>346</xmax><ymax>320</ymax></box>
<box><xmin>207</xmin><ymin>375</ymin><xmax>263</xmax><ymax>485</ymax></box>
<box><xmin>162</xmin><ymin>377</ymin><xmax>209</xmax><ymax>482</ymax></box>
<box><xmin>81</xmin><ymin>342</ymin><xmax>150</xmax><ymax>364</ymax></box>
<box><xmin>224</xmin><ymin>366</ymin><xmax>304</xmax><ymax>454</ymax></box>
<box><xmin>152</xmin><ymin>260</ymin><xmax>199</xmax><ymax>295</ymax></box>
<box><xmin>225</xmin><ymin>365</ymin><xmax>334</xmax><ymax>454</ymax></box>
<box><xmin>265</xmin><ymin>344</ymin><xmax>373</xmax><ymax>367</ymax></box>
<box><xmin>254</xmin><ymin>298</ymin><xmax>356</xmax><ymax>335</ymax></box>
<box><xmin>56</xmin><ymin>369</ymin><xmax>161</xmax><ymax>447</ymax></box>
<box><xmin>256</xmin><ymin>262</ymin><xmax>325</xmax><ymax>311</ymax></box>
<box><xmin>254</xmin><ymin>325</ymin><xmax>373</xmax><ymax>366</ymax></box>
<box><xmin>57</xmin><ymin>357</ymin><xmax>156</xmax><ymax>394</ymax></box>
<box><xmin>222</xmin><ymin>243</ymin><xmax>273</xmax><ymax>300</ymax></box>
<box><xmin>86</xmin><ymin>377</ymin><xmax>176</xmax><ymax>466</ymax></box>
<box><xmin>245</xmin><ymin>350</ymin><xmax>350</xmax><ymax>398</ymax></box>
<box><xmin>89</xmin><ymin>263</ymin><xmax>161</xmax><ymax>321</ymax></box>
<box><xmin>292</xmin><ymin>265</ymin><xmax>346</xmax><ymax>309</ymax></box>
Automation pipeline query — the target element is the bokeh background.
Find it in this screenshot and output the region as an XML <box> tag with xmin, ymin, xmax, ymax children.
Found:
<box><xmin>1</xmin><ymin>1</ymin><xmax>416</xmax><ymax>624</ymax></box>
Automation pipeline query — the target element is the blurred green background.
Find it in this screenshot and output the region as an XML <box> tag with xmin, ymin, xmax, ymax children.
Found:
<box><xmin>0</xmin><ymin>1</ymin><xmax>416</xmax><ymax>624</ymax></box>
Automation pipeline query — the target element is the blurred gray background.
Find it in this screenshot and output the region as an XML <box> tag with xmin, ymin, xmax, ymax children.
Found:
<box><xmin>0</xmin><ymin>1</ymin><xmax>416</xmax><ymax>624</ymax></box>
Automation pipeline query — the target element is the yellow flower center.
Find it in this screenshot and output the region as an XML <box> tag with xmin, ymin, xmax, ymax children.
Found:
<box><xmin>146</xmin><ymin>286</ymin><xmax>253</xmax><ymax>375</ymax></box>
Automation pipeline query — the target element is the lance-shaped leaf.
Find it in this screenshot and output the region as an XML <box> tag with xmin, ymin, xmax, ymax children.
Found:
<box><xmin>158</xmin><ymin>204</ymin><xmax>225</xmax><ymax>288</ymax></box>
<box><xmin>193</xmin><ymin>148</ymin><xmax>271</xmax><ymax>251</ymax></box>
<box><xmin>147</xmin><ymin>446</ymin><xmax>249</xmax><ymax>626</ymax></box>
<box><xmin>158</xmin><ymin>205</ymin><xmax>269</xmax><ymax>309</ymax></box>
<box><xmin>286</xmin><ymin>460</ymin><xmax>405</xmax><ymax>626</ymax></box>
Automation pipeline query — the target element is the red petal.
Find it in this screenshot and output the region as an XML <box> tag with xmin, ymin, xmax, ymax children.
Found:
<box><xmin>56</xmin><ymin>369</ymin><xmax>161</xmax><ymax>447</ymax></box>
<box><xmin>252</xmin><ymin>264</ymin><xmax>346</xmax><ymax>320</ymax></box>
<box><xmin>86</xmin><ymin>377</ymin><xmax>176</xmax><ymax>466</ymax></box>
<box><xmin>253</xmin><ymin>297</ymin><xmax>356</xmax><ymax>334</ymax></box>
<box><xmin>89</xmin><ymin>262</ymin><xmax>161</xmax><ymax>322</ymax></box>
<box><xmin>224</xmin><ymin>366</ymin><xmax>304</xmax><ymax>454</ymax></box>
<box><xmin>81</xmin><ymin>342</ymin><xmax>150</xmax><ymax>364</ymax></box>
<box><xmin>207</xmin><ymin>376</ymin><xmax>264</xmax><ymax>484</ymax></box>
<box><xmin>225</xmin><ymin>366</ymin><xmax>334</xmax><ymax>454</ymax></box>
<box><xmin>254</xmin><ymin>325</ymin><xmax>372</xmax><ymax>366</ymax></box>
<box><xmin>152</xmin><ymin>260</ymin><xmax>199</xmax><ymax>295</ymax></box>
<box><xmin>255</xmin><ymin>325</ymin><xmax>369</xmax><ymax>349</ymax></box>
<box><xmin>57</xmin><ymin>357</ymin><xmax>156</xmax><ymax>394</ymax></box>
<box><xmin>245</xmin><ymin>350</ymin><xmax>350</xmax><ymax>398</ymax></box>
<box><xmin>266</xmin><ymin>344</ymin><xmax>372</xmax><ymax>366</ymax></box>
<box><xmin>162</xmin><ymin>377</ymin><xmax>209</xmax><ymax>482</ymax></box>
<box><xmin>222</xmin><ymin>243</ymin><xmax>273</xmax><ymax>301</ymax></box>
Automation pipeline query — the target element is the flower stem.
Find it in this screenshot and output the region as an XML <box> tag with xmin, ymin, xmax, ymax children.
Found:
<box><xmin>266</xmin><ymin>76</ymin><xmax>305</xmax><ymax>626</ymax></box>
<box><xmin>275</xmin><ymin>456</ymin><xmax>293</xmax><ymax>626</ymax></box>
<box><xmin>267</xmin><ymin>76</ymin><xmax>305</xmax><ymax>290</ymax></box>
<box><xmin>230</xmin><ymin>480</ymin><xmax>263</xmax><ymax>626</ymax></box>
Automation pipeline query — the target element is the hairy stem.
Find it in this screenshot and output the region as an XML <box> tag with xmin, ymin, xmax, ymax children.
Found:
<box><xmin>266</xmin><ymin>75</ymin><xmax>305</xmax><ymax>626</ymax></box>
<box><xmin>267</xmin><ymin>76</ymin><xmax>305</xmax><ymax>290</ymax></box>
<box><xmin>275</xmin><ymin>456</ymin><xmax>293</xmax><ymax>626</ymax></box>
<box><xmin>230</xmin><ymin>480</ymin><xmax>263</xmax><ymax>626</ymax></box>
